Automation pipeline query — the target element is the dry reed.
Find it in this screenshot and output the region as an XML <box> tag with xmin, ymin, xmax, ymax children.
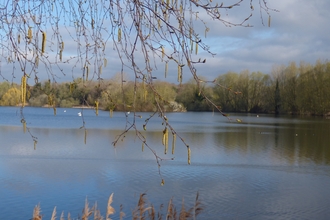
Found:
<box><xmin>31</xmin><ymin>192</ymin><xmax>203</xmax><ymax>220</ymax></box>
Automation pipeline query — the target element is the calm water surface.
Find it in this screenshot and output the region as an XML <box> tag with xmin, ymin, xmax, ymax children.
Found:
<box><xmin>1</xmin><ymin>107</ymin><xmax>330</xmax><ymax>219</ymax></box>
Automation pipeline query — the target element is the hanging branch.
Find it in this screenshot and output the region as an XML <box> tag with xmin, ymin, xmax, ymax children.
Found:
<box><xmin>0</xmin><ymin>0</ymin><xmax>277</xmax><ymax>178</ymax></box>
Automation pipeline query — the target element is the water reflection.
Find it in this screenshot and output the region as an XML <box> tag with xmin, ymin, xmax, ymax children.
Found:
<box><xmin>1</xmin><ymin>110</ymin><xmax>330</xmax><ymax>219</ymax></box>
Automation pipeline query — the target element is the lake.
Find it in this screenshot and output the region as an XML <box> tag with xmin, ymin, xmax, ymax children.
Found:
<box><xmin>1</xmin><ymin>106</ymin><xmax>330</xmax><ymax>219</ymax></box>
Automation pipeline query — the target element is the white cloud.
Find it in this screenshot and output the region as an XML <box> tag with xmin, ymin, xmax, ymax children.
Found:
<box><xmin>193</xmin><ymin>0</ymin><xmax>330</xmax><ymax>79</ymax></box>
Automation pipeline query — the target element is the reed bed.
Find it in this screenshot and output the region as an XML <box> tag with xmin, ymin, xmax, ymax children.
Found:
<box><xmin>32</xmin><ymin>192</ymin><xmax>203</xmax><ymax>220</ymax></box>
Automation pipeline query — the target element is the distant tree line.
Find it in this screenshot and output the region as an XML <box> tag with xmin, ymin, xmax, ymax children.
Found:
<box><xmin>0</xmin><ymin>60</ymin><xmax>329</xmax><ymax>116</ymax></box>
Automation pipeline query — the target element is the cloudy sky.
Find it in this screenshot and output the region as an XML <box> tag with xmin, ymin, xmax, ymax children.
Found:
<box><xmin>100</xmin><ymin>0</ymin><xmax>330</xmax><ymax>83</ymax></box>
<box><xmin>2</xmin><ymin>0</ymin><xmax>329</xmax><ymax>84</ymax></box>
<box><xmin>178</xmin><ymin>0</ymin><xmax>330</xmax><ymax>82</ymax></box>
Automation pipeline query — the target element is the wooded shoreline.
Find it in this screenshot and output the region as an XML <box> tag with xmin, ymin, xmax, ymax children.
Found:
<box><xmin>1</xmin><ymin>60</ymin><xmax>329</xmax><ymax>116</ymax></box>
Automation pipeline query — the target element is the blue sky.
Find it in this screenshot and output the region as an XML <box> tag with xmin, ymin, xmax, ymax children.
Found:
<box><xmin>1</xmin><ymin>0</ymin><xmax>329</xmax><ymax>84</ymax></box>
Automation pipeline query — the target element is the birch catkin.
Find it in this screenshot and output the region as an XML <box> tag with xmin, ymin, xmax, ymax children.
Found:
<box><xmin>21</xmin><ymin>75</ymin><xmax>26</xmax><ymax>107</ymax></box>
<box><xmin>165</xmin><ymin>62</ymin><xmax>168</xmax><ymax>78</ymax></box>
<box><xmin>28</xmin><ymin>27</ymin><xmax>32</xmax><ymax>44</ymax></box>
<box><xmin>41</xmin><ymin>31</ymin><xmax>46</xmax><ymax>54</ymax></box>
<box><xmin>187</xmin><ymin>146</ymin><xmax>191</xmax><ymax>165</ymax></box>
<box><xmin>118</xmin><ymin>28</ymin><xmax>122</xmax><ymax>42</ymax></box>
<box><xmin>59</xmin><ymin>41</ymin><xmax>64</xmax><ymax>61</ymax></box>
<box><xmin>172</xmin><ymin>133</ymin><xmax>176</xmax><ymax>154</ymax></box>
<box><xmin>162</xmin><ymin>127</ymin><xmax>169</xmax><ymax>154</ymax></box>
<box><xmin>95</xmin><ymin>100</ymin><xmax>99</xmax><ymax>116</ymax></box>
<box><xmin>35</xmin><ymin>55</ymin><xmax>39</xmax><ymax>67</ymax></box>
<box><xmin>195</xmin><ymin>42</ymin><xmax>198</xmax><ymax>55</ymax></box>
<box><xmin>161</xmin><ymin>46</ymin><xmax>165</xmax><ymax>59</ymax></box>
<box><xmin>85</xmin><ymin>65</ymin><xmax>89</xmax><ymax>81</ymax></box>
<box><xmin>165</xmin><ymin>128</ymin><xmax>168</xmax><ymax>154</ymax></box>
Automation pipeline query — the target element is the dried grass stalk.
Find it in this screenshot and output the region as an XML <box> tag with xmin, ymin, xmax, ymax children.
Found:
<box><xmin>106</xmin><ymin>193</ymin><xmax>115</xmax><ymax>220</ymax></box>
<box><xmin>50</xmin><ymin>207</ymin><xmax>56</xmax><ymax>220</ymax></box>
<box><xmin>32</xmin><ymin>204</ymin><xmax>42</xmax><ymax>220</ymax></box>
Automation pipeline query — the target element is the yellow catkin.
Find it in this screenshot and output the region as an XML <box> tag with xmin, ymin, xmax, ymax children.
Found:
<box><xmin>161</xmin><ymin>46</ymin><xmax>165</xmax><ymax>59</ymax></box>
<box><xmin>86</xmin><ymin>66</ymin><xmax>89</xmax><ymax>81</ymax></box>
<box><xmin>162</xmin><ymin>128</ymin><xmax>166</xmax><ymax>146</ymax></box>
<box><xmin>104</xmin><ymin>58</ymin><xmax>107</xmax><ymax>67</ymax></box>
<box><xmin>158</xmin><ymin>19</ymin><xmax>161</xmax><ymax>29</ymax></box>
<box><xmin>172</xmin><ymin>133</ymin><xmax>176</xmax><ymax>154</ymax></box>
<box><xmin>34</xmin><ymin>140</ymin><xmax>37</xmax><ymax>150</ymax></box>
<box><xmin>41</xmin><ymin>31</ymin><xmax>46</xmax><ymax>54</ymax></box>
<box><xmin>99</xmin><ymin>65</ymin><xmax>102</xmax><ymax>75</ymax></box>
<box><xmin>110</xmin><ymin>109</ymin><xmax>113</xmax><ymax>118</ymax></box>
<box><xmin>35</xmin><ymin>55</ymin><xmax>39</xmax><ymax>67</ymax></box>
<box><xmin>84</xmin><ymin>129</ymin><xmax>87</xmax><ymax>144</ymax></box>
<box><xmin>187</xmin><ymin>146</ymin><xmax>191</xmax><ymax>165</ymax></box>
<box><xmin>118</xmin><ymin>28</ymin><xmax>122</xmax><ymax>42</ymax></box>
<box><xmin>95</xmin><ymin>101</ymin><xmax>99</xmax><ymax>116</ymax></box>
<box><xmin>59</xmin><ymin>41</ymin><xmax>64</xmax><ymax>61</ymax></box>
<box><xmin>163</xmin><ymin>127</ymin><xmax>168</xmax><ymax>154</ymax></box>
<box><xmin>178</xmin><ymin>19</ymin><xmax>182</xmax><ymax>30</ymax></box>
<box><xmin>165</xmin><ymin>13</ymin><xmax>168</xmax><ymax>22</ymax></box>
<box><xmin>142</xmin><ymin>142</ymin><xmax>144</xmax><ymax>152</ymax></box>
<box><xmin>268</xmin><ymin>15</ymin><xmax>271</xmax><ymax>27</ymax></box>
<box><xmin>165</xmin><ymin>62</ymin><xmax>168</xmax><ymax>78</ymax></box>
<box><xmin>21</xmin><ymin>75</ymin><xmax>26</xmax><ymax>107</ymax></box>
<box><xmin>18</xmin><ymin>34</ymin><xmax>20</xmax><ymax>44</ymax></box>
<box><xmin>28</xmin><ymin>27</ymin><xmax>32</xmax><ymax>44</ymax></box>
<box><xmin>165</xmin><ymin>128</ymin><xmax>168</xmax><ymax>154</ymax></box>
<box><xmin>195</xmin><ymin>42</ymin><xmax>198</xmax><ymax>55</ymax></box>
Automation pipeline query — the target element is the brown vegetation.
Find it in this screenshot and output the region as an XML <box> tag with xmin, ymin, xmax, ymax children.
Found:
<box><xmin>32</xmin><ymin>192</ymin><xmax>203</xmax><ymax>220</ymax></box>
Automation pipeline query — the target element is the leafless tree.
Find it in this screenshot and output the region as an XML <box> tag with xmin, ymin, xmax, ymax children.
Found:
<box><xmin>0</xmin><ymin>0</ymin><xmax>277</xmax><ymax>176</ymax></box>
